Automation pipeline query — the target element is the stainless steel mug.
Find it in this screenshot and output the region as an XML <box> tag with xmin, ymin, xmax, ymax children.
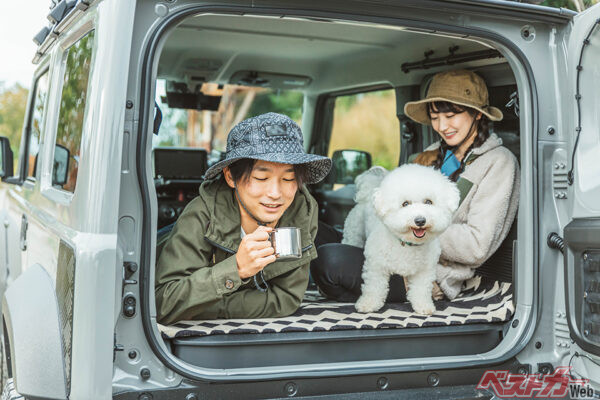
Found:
<box><xmin>269</xmin><ymin>227</ymin><xmax>302</xmax><ymax>259</ymax></box>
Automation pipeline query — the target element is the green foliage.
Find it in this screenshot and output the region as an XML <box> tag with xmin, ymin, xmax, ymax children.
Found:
<box><xmin>334</xmin><ymin>95</ymin><xmax>358</xmax><ymax>113</ymax></box>
<box><xmin>55</xmin><ymin>30</ymin><xmax>95</xmax><ymax>191</ymax></box>
<box><xmin>246</xmin><ymin>90</ymin><xmax>303</xmax><ymax>121</ymax></box>
<box><xmin>329</xmin><ymin>90</ymin><xmax>400</xmax><ymax>171</ymax></box>
<box><xmin>0</xmin><ymin>83</ymin><xmax>28</xmax><ymax>165</ymax></box>
<box><xmin>540</xmin><ymin>0</ymin><xmax>598</xmax><ymax>10</ymax></box>
<box><xmin>334</xmin><ymin>90</ymin><xmax>391</xmax><ymax>114</ymax></box>
<box><xmin>153</xmin><ymin>105</ymin><xmax>187</xmax><ymax>148</ymax></box>
<box><xmin>541</xmin><ymin>0</ymin><xmax>576</xmax><ymax>9</ymax></box>
<box><xmin>56</xmin><ymin>31</ymin><xmax>94</xmax><ymax>158</ymax></box>
<box><xmin>26</xmin><ymin>72</ymin><xmax>50</xmax><ymax>177</ymax></box>
<box><xmin>373</xmin><ymin>154</ymin><xmax>396</xmax><ymax>171</ymax></box>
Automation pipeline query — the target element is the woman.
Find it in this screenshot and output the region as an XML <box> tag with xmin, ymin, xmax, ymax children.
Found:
<box><xmin>155</xmin><ymin>112</ymin><xmax>331</xmax><ymax>324</ymax></box>
<box><xmin>311</xmin><ymin>69</ymin><xmax>519</xmax><ymax>302</ymax></box>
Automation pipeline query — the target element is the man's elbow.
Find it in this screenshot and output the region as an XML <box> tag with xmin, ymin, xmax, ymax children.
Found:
<box><xmin>154</xmin><ymin>283</ymin><xmax>187</xmax><ymax>325</ymax></box>
<box><xmin>155</xmin><ymin>287</ymin><xmax>173</xmax><ymax>324</ymax></box>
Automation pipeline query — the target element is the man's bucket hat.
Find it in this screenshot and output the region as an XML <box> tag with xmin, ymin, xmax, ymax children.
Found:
<box><xmin>204</xmin><ymin>112</ymin><xmax>332</xmax><ymax>184</ymax></box>
<box><xmin>404</xmin><ymin>69</ymin><xmax>503</xmax><ymax>126</ymax></box>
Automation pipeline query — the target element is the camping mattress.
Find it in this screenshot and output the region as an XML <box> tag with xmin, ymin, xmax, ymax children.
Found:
<box><xmin>159</xmin><ymin>276</ymin><xmax>513</xmax><ymax>339</ymax></box>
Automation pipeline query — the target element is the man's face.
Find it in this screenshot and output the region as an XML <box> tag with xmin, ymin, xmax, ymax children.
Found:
<box><xmin>225</xmin><ymin>160</ymin><xmax>298</xmax><ymax>226</ymax></box>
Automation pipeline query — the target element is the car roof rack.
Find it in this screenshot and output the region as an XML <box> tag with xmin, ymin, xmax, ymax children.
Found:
<box><xmin>32</xmin><ymin>0</ymin><xmax>96</xmax><ymax>64</ymax></box>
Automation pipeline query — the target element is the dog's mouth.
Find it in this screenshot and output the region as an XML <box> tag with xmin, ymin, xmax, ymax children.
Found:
<box><xmin>412</xmin><ymin>228</ymin><xmax>427</xmax><ymax>239</ymax></box>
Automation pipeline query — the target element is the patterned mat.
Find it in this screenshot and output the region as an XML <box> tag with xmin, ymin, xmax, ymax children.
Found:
<box><xmin>159</xmin><ymin>276</ymin><xmax>513</xmax><ymax>339</ymax></box>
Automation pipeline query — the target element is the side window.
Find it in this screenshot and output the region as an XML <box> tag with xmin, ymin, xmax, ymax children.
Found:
<box><xmin>328</xmin><ymin>89</ymin><xmax>400</xmax><ymax>175</ymax></box>
<box><xmin>0</xmin><ymin>83</ymin><xmax>28</xmax><ymax>180</ymax></box>
<box><xmin>26</xmin><ymin>71</ymin><xmax>50</xmax><ymax>180</ymax></box>
<box><xmin>53</xmin><ymin>30</ymin><xmax>94</xmax><ymax>193</ymax></box>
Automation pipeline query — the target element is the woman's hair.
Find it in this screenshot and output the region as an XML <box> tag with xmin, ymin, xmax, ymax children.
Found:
<box><xmin>226</xmin><ymin>158</ymin><xmax>309</xmax><ymax>186</ymax></box>
<box><xmin>427</xmin><ymin>101</ymin><xmax>490</xmax><ymax>182</ymax></box>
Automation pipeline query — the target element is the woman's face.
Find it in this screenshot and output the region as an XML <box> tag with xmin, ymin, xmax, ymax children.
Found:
<box><xmin>224</xmin><ymin>160</ymin><xmax>298</xmax><ymax>227</ymax></box>
<box><xmin>429</xmin><ymin>106</ymin><xmax>481</xmax><ymax>148</ymax></box>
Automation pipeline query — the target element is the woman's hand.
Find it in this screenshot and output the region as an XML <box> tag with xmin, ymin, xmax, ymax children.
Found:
<box><xmin>432</xmin><ymin>281</ymin><xmax>444</xmax><ymax>300</ymax></box>
<box><xmin>236</xmin><ymin>226</ymin><xmax>277</xmax><ymax>279</ymax></box>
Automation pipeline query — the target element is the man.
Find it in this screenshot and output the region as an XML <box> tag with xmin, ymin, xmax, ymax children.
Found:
<box><xmin>155</xmin><ymin>113</ymin><xmax>331</xmax><ymax>324</ymax></box>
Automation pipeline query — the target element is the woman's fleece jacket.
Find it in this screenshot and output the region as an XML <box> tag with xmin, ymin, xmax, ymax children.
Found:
<box><xmin>426</xmin><ymin>134</ymin><xmax>520</xmax><ymax>299</ymax></box>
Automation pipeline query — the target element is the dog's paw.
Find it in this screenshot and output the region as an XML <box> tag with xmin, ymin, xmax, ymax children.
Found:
<box><xmin>355</xmin><ymin>295</ymin><xmax>384</xmax><ymax>313</ymax></box>
<box><xmin>411</xmin><ymin>301</ymin><xmax>436</xmax><ymax>316</ymax></box>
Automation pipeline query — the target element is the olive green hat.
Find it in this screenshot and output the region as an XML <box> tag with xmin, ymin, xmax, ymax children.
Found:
<box><xmin>404</xmin><ymin>69</ymin><xmax>503</xmax><ymax>125</ymax></box>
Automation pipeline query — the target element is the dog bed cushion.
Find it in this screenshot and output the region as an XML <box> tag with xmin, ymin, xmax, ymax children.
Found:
<box><xmin>158</xmin><ymin>276</ymin><xmax>513</xmax><ymax>339</ymax></box>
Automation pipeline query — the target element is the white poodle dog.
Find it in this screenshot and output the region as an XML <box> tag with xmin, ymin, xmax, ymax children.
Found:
<box><xmin>345</xmin><ymin>164</ymin><xmax>460</xmax><ymax>315</ymax></box>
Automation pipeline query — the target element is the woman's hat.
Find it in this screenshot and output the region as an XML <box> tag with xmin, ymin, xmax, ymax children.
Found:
<box><xmin>404</xmin><ymin>69</ymin><xmax>503</xmax><ymax>125</ymax></box>
<box><xmin>204</xmin><ymin>112</ymin><xmax>332</xmax><ymax>184</ymax></box>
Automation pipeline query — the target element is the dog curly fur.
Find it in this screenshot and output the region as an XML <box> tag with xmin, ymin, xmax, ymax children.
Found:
<box><xmin>344</xmin><ymin>164</ymin><xmax>460</xmax><ymax>315</ymax></box>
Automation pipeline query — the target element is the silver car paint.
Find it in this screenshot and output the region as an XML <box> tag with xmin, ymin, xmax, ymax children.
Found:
<box><xmin>1</xmin><ymin>0</ymin><xmax>599</xmax><ymax>398</ymax></box>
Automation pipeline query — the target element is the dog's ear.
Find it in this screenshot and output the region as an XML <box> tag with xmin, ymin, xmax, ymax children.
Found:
<box><xmin>372</xmin><ymin>187</ymin><xmax>391</xmax><ymax>218</ymax></box>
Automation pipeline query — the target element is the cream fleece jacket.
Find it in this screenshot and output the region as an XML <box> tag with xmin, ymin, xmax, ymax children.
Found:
<box><xmin>426</xmin><ymin>134</ymin><xmax>520</xmax><ymax>299</ymax></box>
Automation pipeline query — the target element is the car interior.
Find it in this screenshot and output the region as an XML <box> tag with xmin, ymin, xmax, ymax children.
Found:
<box><xmin>150</xmin><ymin>13</ymin><xmax>521</xmax><ymax>369</ymax></box>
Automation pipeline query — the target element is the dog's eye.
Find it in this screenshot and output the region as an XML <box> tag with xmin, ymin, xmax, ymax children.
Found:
<box><xmin>402</xmin><ymin>201</ymin><xmax>410</xmax><ymax>207</ymax></box>
<box><xmin>424</xmin><ymin>199</ymin><xmax>433</xmax><ymax>205</ymax></box>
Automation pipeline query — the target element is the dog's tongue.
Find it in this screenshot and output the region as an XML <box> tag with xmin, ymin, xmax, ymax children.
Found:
<box><xmin>412</xmin><ymin>228</ymin><xmax>426</xmax><ymax>238</ymax></box>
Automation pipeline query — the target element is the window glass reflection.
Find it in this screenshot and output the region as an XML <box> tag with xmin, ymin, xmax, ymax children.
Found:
<box><xmin>27</xmin><ymin>71</ymin><xmax>49</xmax><ymax>179</ymax></box>
<box><xmin>54</xmin><ymin>30</ymin><xmax>94</xmax><ymax>192</ymax></box>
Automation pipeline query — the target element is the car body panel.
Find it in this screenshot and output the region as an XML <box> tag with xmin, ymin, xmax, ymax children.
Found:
<box><xmin>2</xmin><ymin>0</ymin><xmax>600</xmax><ymax>398</ymax></box>
<box><xmin>3</xmin><ymin>264</ymin><xmax>67</xmax><ymax>399</ymax></box>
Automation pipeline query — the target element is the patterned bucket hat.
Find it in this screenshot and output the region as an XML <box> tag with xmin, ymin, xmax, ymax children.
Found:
<box><xmin>404</xmin><ymin>69</ymin><xmax>503</xmax><ymax>126</ymax></box>
<box><xmin>204</xmin><ymin>112</ymin><xmax>332</xmax><ymax>184</ymax></box>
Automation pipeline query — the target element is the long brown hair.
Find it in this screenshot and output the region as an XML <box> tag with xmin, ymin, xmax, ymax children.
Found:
<box><xmin>427</xmin><ymin>101</ymin><xmax>490</xmax><ymax>182</ymax></box>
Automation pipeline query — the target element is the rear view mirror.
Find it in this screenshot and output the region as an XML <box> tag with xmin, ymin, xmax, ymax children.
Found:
<box><xmin>0</xmin><ymin>137</ymin><xmax>14</xmax><ymax>180</ymax></box>
<box><xmin>52</xmin><ymin>144</ymin><xmax>70</xmax><ymax>186</ymax></box>
<box><xmin>164</xmin><ymin>92</ymin><xmax>221</xmax><ymax>111</ymax></box>
<box><xmin>162</xmin><ymin>81</ymin><xmax>221</xmax><ymax>111</ymax></box>
<box><xmin>331</xmin><ymin>149</ymin><xmax>372</xmax><ymax>184</ymax></box>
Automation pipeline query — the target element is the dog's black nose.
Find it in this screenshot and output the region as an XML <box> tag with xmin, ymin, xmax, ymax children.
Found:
<box><xmin>414</xmin><ymin>216</ymin><xmax>426</xmax><ymax>227</ymax></box>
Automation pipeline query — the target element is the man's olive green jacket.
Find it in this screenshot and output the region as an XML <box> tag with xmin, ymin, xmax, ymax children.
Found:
<box><xmin>155</xmin><ymin>178</ymin><xmax>318</xmax><ymax>325</ymax></box>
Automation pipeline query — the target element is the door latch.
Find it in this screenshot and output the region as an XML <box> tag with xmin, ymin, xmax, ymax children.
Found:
<box><xmin>123</xmin><ymin>261</ymin><xmax>138</xmax><ymax>285</ymax></box>
<box><xmin>121</xmin><ymin>262</ymin><xmax>138</xmax><ymax>318</ymax></box>
<box><xmin>122</xmin><ymin>293</ymin><xmax>136</xmax><ymax>318</ymax></box>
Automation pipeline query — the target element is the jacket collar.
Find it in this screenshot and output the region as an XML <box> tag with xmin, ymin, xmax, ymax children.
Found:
<box><xmin>470</xmin><ymin>133</ymin><xmax>503</xmax><ymax>155</ymax></box>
